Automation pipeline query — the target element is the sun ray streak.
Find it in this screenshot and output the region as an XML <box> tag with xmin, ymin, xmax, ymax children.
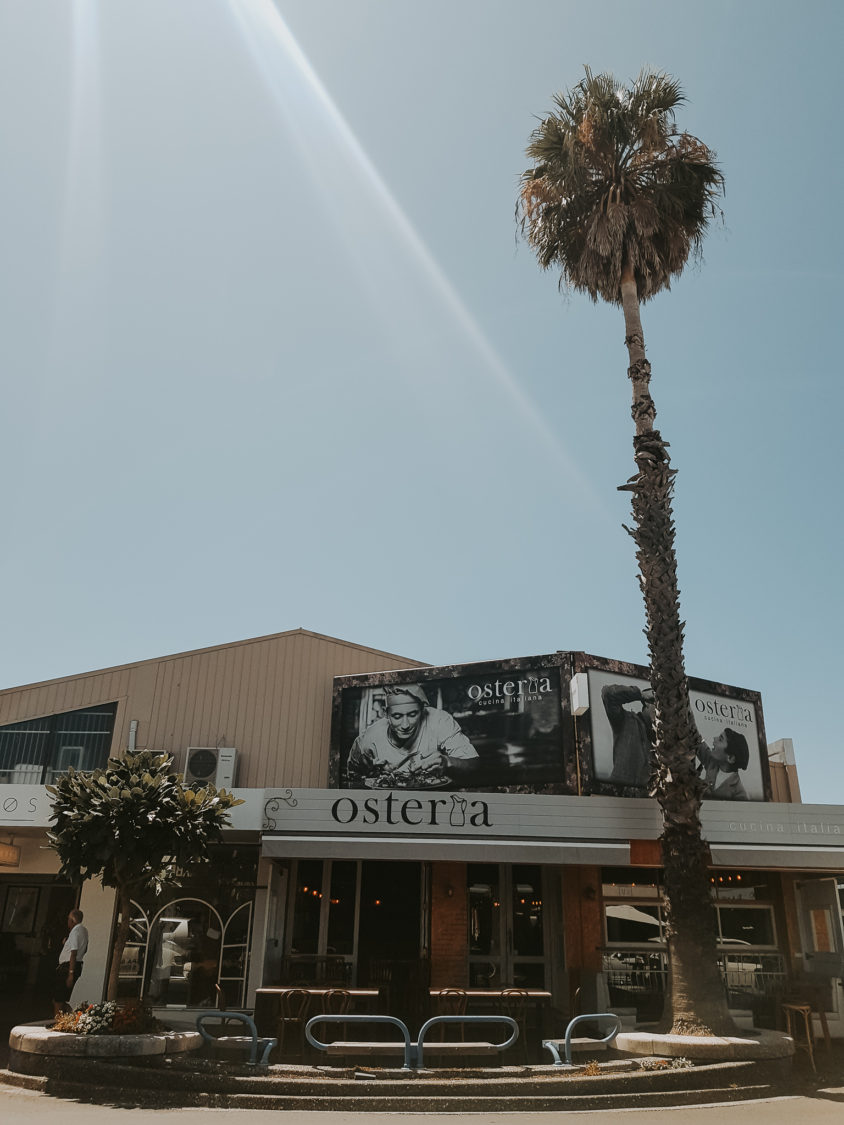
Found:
<box><xmin>225</xmin><ymin>0</ymin><xmax>606</xmax><ymax>512</ymax></box>
<box><xmin>49</xmin><ymin>0</ymin><xmax>106</xmax><ymax>392</ymax></box>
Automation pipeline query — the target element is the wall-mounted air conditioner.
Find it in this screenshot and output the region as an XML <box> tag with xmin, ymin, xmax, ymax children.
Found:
<box><xmin>184</xmin><ymin>747</ymin><xmax>237</xmax><ymax>789</ymax></box>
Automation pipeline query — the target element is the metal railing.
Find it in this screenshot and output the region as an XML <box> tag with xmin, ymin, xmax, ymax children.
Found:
<box><xmin>602</xmin><ymin>949</ymin><xmax>787</xmax><ymax>997</ymax></box>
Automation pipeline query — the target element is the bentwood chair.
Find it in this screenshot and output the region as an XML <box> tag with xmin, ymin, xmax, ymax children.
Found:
<box><xmin>276</xmin><ymin>988</ymin><xmax>311</xmax><ymax>1062</ymax></box>
<box><xmin>501</xmin><ymin>988</ymin><xmax>530</xmax><ymax>1063</ymax></box>
<box><xmin>318</xmin><ymin>988</ymin><xmax>352</xmax><ymax>1058</ymax></box>
<box><xmin>435</xmin><ymin>988</ymin><xmax>468</xmax><ymax>1041</ymax></box>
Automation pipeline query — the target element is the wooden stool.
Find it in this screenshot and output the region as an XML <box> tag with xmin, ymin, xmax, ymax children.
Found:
<box><xmin>782</xmin><ymin>1002</ymin><xmax>815</xmax><ymax>1072</ymax></box>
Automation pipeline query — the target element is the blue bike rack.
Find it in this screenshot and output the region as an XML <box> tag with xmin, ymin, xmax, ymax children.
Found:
<box><xmin>196</xmin><ymin>1010</ymin><xmax>277</xmax><ymax>1068</ymax></box>
<box><xmin>306</xmin><ymin>1014</ymin><xmax>415</xmax><ymax>1069</ymax></box>
<box><xmin>542</xmin><ymin>1012</ymin><xmax>621</xmax><ymax>1067</ymax></box>
<box><xmin>306</xmin><ymin>1013</ymin><xmax>519</xmax><ymax>1070</ymax></box>
<box><xmin>416</xmin><ymin>1014</ymin><xmax>519</xmax><ymax>1069</ymax></box>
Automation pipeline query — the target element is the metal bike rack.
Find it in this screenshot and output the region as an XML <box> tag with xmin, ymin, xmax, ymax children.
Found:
<box><xmin>306</xmin><ymin>1012</ymin><xmax>519</xmax><ymax>1070</ymax></box>
<box><xmin>195</xmin><ymin>1010</ymin><xmax>277</xmax><ymax>1068</ymax></box>
<box><xmin>416</xmin><ymin>1014</ymin><xmax>519</xmax><ymax>1069</ymax></box>
<box><xmin>306</xmin><ymin>1014</ymin><xmax>415</xmax><ymax>1069</ymax></box>
<box><xmin>542</xmin><ymin>1011</ymin><xmax>621</xmax><ymax>1067</ymax></box>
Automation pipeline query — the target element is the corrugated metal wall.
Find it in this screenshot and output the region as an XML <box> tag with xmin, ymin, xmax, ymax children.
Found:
<box><xmin>0</xmin><ymin>630</ymin><xmax>422</xmax><ymax>789</ymax></box>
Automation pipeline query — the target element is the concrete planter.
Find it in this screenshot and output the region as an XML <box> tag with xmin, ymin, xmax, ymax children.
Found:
<box><xmin>9</xmin><ymin>1021</ymin><xmax>201</xmax><ymax>1063</ymax></box>
<box><xmin>614</xmin><ymin>1028</ymin><xmax>794</xmax><ymax>1061</ymax></box>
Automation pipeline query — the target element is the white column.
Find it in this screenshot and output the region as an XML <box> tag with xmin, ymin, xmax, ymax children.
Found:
<box><xmin>71</xmin><ymin>881</ymin><xmax>116</xmax><ymax>1006</ymax></box>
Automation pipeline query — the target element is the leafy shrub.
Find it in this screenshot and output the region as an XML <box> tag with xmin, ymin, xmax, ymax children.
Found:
<box><xmin>52</xmin><ymin>1001</ymin><xmax>166</xmax><ymax>1036</ymax></box>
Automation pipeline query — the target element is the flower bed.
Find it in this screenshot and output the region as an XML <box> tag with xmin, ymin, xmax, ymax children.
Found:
<box><xmin>52</xmin><ymin>1000</ymin><xmax>166</xmax><ymax>1036</ymax></box>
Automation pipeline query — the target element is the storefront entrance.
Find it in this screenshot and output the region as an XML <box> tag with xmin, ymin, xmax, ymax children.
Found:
<box><xmin>467</xmin><ymin>863</ymin><xmax>546</xmax><ymax>988</ymax></box>
<box><xmin>0</xmin><ymin>878</ymin><xmax>77</xmax><ymax>1024</ymax></box>
<box><xmin>795</xmin><ymin>875</ymin><xmax>844</xmax><ymax>1032</ymax></box>
<box><xmin>282</xmin><ymin>858</ymin><xmax>426</xmax><ymax>990</ymax></box>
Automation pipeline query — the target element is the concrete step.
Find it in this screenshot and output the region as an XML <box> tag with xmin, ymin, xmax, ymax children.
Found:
<box><xmin>1</xmin><ymin>1054</ymin><xmax>786</xmax><ymax>1112</ymax></box>
<box><xmin>0</xmin><ymin>1068</ymin><xmax>779</xmax><ymax>1111</ymax></box>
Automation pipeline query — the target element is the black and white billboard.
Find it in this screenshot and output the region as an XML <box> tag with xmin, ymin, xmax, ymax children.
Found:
<box><xmin>330</xmin><ymin>651</ymin><xmax>771</xmax><ymax>802</ymax></box>
<box><xmin>330</xmin><ymin>655</ymin><xmax>573</xmax><ymax>793</ymax></box>
<box><xmin>577</xmin><ymin>656</ymin><xmax>770</xmax><ymax>802</ymax></box>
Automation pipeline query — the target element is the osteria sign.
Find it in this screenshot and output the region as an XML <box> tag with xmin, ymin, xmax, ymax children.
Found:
<box><xmin>262</xmin><ymin>788</ymin><xmax>844</xmax><ymax>853</ymax></box>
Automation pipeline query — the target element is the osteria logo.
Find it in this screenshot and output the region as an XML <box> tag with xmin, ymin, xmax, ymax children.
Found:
<box><xmin>466</xmin><ymin>673</ymin><xmax>554</xmax><ymax>706</ymax></box>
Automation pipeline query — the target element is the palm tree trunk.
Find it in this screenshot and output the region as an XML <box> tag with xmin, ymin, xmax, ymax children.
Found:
<box><xmin>619</xmin><ymin>264</ymin><xmax>733</xmax><ymax>1035</ymax></box>
<box><xmin>106</xmin><ymin>886</ymin><xmax>133</xmax><ymax>1002</ymax></box>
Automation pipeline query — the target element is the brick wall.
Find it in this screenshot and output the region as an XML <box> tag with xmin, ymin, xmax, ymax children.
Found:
<box><xmin>430</xmin><ymin>861</ymin><xmax>468</xmax><ymax>988</ymax></box>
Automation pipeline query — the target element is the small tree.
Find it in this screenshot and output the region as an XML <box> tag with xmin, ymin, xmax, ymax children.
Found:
<box><xmin>47</xmin><ymin>750</ymin><xmax>242</xmax><ymax>1001</ymax></box>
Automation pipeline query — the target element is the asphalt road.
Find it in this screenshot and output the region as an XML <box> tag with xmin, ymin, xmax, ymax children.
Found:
<box><xmin>2</xmin><ymin>1086</ymin><xmax>844</xmax><ymax>1125</ymax></box>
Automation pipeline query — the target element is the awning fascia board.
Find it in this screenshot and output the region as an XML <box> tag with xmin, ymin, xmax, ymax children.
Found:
<box><xmin>260</xmin><ymin>834</ymin><xmax>630</xmax><ymax>865</ymax></box>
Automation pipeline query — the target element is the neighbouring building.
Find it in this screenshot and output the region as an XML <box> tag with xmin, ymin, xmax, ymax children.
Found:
<box><xmin>1</xmin><ymin>628</ymin><xmax>842</xmax><ymax>1041</ymax></box>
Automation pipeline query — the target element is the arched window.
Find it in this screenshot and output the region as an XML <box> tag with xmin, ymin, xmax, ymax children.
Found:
<box><xmin>219</xmin><ymin>901</ymin><xmax>253</xmax><ymax>1008</ymax></box>
<box><xmin>117</xmin><ymin>901</ymin><xmax>150</xmax><ymax>1000</ymax></box>
<box><xmin>144</xmin><ymin>899</ymin><xmax>223</xmax><ymax>1007</ymax></box>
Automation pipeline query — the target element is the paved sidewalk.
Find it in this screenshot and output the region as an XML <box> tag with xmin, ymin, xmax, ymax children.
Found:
<box><xmin>1</xmin><ymin>1083</ymin><xmax>844</xmax><ymax>1124</ymax></box>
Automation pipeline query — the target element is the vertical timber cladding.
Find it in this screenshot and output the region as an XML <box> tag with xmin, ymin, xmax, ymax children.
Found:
<box><xmin>328</xmin><ymin>652</ymin><xmax>579</xmax><ymax>794</ymax></box>
<box><xmin>571</xmin><ymin>651</ymin><xmax>773</xmax><ymax>802</ymax></box>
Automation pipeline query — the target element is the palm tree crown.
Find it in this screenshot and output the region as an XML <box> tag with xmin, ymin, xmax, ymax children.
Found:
<box><xmin>520</xmin><ymin>67</ymin><xmax>723</xmax><ymax>304</ymax></box>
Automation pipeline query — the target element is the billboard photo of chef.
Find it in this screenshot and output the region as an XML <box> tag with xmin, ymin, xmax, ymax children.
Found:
<box><xmin>346</xmin><ymin>683</ymin><xmax>479</xmax><ymax>789</ymax></box>
<box><xmin>586</xmin><ymin>668</ymin><xmax>766</xmax><ymax>801</ymax></box>
<box><xmin>333</xmin><ymin>662</ymin><xmax>567</xmax><ymax>791</ymax></box>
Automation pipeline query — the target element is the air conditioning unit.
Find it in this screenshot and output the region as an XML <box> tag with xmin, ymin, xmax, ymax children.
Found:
<box><xmin>184</xmin><ymin>747</ymin><xmax>238</xmax><ymax>789</ymax></box>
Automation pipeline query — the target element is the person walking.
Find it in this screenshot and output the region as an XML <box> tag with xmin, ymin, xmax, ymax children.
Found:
<box><xmin>52</xmin><ymin>908</ymin><xmax>88</xmax><ymax>1017</ymax></box>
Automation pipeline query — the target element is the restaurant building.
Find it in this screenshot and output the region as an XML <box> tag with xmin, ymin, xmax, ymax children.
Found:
<box><xmin>1</xmin><ymin>628</ymin><xmax>842</xmax><ymax>1043</ymax></box>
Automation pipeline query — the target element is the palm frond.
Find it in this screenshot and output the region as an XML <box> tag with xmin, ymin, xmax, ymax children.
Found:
<box><xmin>519</xmin><ymin>67</ymin><xmax>723</xmax><ymax>305</ymax></box>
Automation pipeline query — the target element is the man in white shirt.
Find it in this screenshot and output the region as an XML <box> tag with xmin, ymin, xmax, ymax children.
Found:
<box><xmin>52</xmin><ymin>909</ymin><xmax>89</xmax><ymax>1016</ymax></box>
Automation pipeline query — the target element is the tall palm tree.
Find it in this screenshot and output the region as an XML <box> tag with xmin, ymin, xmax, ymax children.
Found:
<box><xmin>519</xmin><ymin>68</ymin><xmax>730</xmax><ymax>1034</ymax></box>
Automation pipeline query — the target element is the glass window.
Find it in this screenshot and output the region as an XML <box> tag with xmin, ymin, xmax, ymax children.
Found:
<box><xmin>145</xmin><ymin>899</ymin><xmax>222</xmax><ymax>1006</ymax></box>
<box><xmin>718</xmin><ymin>906</ymin><xmax>775</xmax><ymax>947</ymax></box>
<box><xmin>125</xmin><ymin>845</ymin><xmax>258</xmax><ymax>1006</ymax></box>
<box><xmin>601</xmin><ymin>867</ymin><xmax>661</xmax><ymax>899</ymax></box>
<box><xmin>291</xmin><ymin>859</ymin><xmax>323</xmax><ymax>954</ymax></box>
<box><xmin>605</xmin><ymin>904</ymin><xmax>664</xmax><ymax>945</ymax></box>
<box><xmin>117</xmin><ymin>902</ymin><xmax>149</xmax><ymax>1000</ymax></box>
<box><xmin>512</xmin><ymin>865</ymin><xmax>543</xmax><ymax>958</ymax></box>
<box><xmin>326</xmin><ymin>860</ymin><xmax>357</xmax><ymax>956</ymax></box>
<box><xmin>468</xmin><ymin>864</ymin><xmax>546</xmax><ymax>989</ymax></box>
<box><xmin>0</xmin><ymin>703</ymin><xmax>117</xmax><ymax>785</ymax></box>
<box><xmin>711</xmin><ymin>871</ymin><xmax>772</xmax><ymax>901</ymax></box>
<box><xmin>468</xmin><ymin>864</ymin><xmax>500</xmax><ymax>957</ymax></box>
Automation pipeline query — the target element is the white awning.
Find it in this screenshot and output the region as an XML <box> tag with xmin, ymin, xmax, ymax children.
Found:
<box><xmin>261</xmin><ymin>834</ymin><xmax>844</xmax><ymax>871</ymax></box>
<box><xmin>709</xmin><ymin>843</ymin><xmax>844</xmax><ymax>870</ymax></box>
<box><xmin>261</xmin><ymin>834</ymin><xmax>630</xmax><ymax>865</ymax></box>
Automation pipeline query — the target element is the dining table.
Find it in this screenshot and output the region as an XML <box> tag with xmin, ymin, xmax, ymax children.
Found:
<box><xmin>253</xmin><ymin>986</ymin><xmax>381</xmax><ymax>1037</ymax></box>
<box><xmin>429</xmin><ymin>988</ymin><xmax>553</xmax><ymax>1045</ymax></box>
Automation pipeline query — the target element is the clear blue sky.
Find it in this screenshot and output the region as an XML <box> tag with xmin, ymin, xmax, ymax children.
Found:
<box><xmin>1</xmin><ymin>1</ymin><xmax>841</xmax><ymax>803</ymax></box>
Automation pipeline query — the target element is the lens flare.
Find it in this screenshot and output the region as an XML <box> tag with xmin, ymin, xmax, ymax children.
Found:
<box><xmin>225</xmin><ymin>0</ymin><xmax>602</xmax><ymax>508</ymax></box>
